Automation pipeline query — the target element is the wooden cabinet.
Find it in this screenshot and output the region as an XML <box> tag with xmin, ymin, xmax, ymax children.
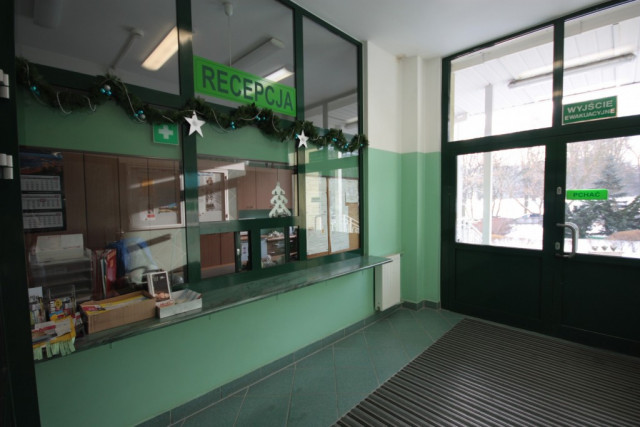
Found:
<box><xmin>84</xmin><ymin>154</ymin><xmax>121</xmax><ymax>250</ymax></box>
<box><xmin>236</xmin><ymin>168</ymin><xmax>257</xmax><ymax>210</ymax></box>
<box><xmin>200</xmin><ymin>232</ymin><xmax>235</xmax><ymax>278</ymax></box>
<box><xmin>237</xmin><ymin>167</ymin><xmax>293</xmax><ymax>212</ymax></box>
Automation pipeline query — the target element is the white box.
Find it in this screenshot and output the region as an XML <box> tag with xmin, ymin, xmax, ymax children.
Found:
<box><xmin>156</xmin><ymin>289</ymin><xmax>202</xmax><ymax>319</ymax></box>
<box><xmin>35</xmin><ymin>234</ymin><xmax>84</xmax><ymax>263</ymax></box>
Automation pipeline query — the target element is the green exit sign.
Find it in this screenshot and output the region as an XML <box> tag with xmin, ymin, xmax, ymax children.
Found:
<box><xmin>563</xmin><ymin>96</ymin><xmax>617</xmax><ymax>125</ymax></box>
<box><xmin>566</xmin><ymin>189</ymin><xmax>608</xmax><ymax>200</ymax></box>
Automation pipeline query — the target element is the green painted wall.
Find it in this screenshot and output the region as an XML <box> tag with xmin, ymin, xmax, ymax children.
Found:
<box><xmin>400</xmin><ymin>152</ymin><xmax>440</xmax><ymax>304</ymax></box>
<box><xmin>35</xmin><ymin>269</ymin><xmax>374</xmax><ymax>426</ymax></box>
<box><xmin>197</xmin><ymin>125</ymin><xmax>294</xmax><ymax>163</ymax></box>
<box><xmin>366</xmin><ymin>148</ymin><xmax>441</xmax><ymax>305</ymax></box>
<box><xmin>365</xmin><ymin>148</ymin><xmax>402</xmax><ymax>256</ymax></box>
<box><xmin>16</xmin><ymin>92</ymin><xmax>181</xmax><ymax>159</ymax></box>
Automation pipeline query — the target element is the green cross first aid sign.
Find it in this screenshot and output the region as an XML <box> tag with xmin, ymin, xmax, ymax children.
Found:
<box><xmin>153</xmin><ymin>123</ymin><xmax>179</xmax><ymax>145</ymax></box>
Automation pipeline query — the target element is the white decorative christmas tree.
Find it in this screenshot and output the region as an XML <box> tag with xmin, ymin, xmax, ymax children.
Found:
<box><xmin>269</xmin><ymin>182</ymin><xmax>292</xmax><ymax>217</ymax></box>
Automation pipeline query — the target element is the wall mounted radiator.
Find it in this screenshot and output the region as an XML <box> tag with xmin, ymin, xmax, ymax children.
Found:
<box><xmin>375</xmin><ymin>253</ymin><xmax>402</xmax><ymax>311</ymax></box>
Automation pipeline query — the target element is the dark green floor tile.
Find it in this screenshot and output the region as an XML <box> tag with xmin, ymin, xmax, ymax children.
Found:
<box><xmin>288</xmin><ymin>393</ymin><xmax>338</xmax><ymax>427</ymax></box>
<box><xmin>181</xmin><ymin>392</ymin><xmax>244</xmax><ymax>427</ymax></box>
<box><xmin>292</xmin><ymin>367</ymin><xmax>336</xmax><ymax>394</ymax></box>
<box><xmin>234</xmin><ymin>394</ymin><xmax>290</xmax><ymax>427</ymax></box>
<box><xmin>369</xmin><ymin>347</ymin><xmax>410</xmax><ymax>383</ymax></box>
<box><xmin>363</xmin><ymin>319</ymin><xmax>393</xmax><ymax>334</ymax></box>
<box><xmin>333</xmin><ymin>346</ymin><xmax>374</xmax><ymax>369</ymax></box>
<box><xmin>396</xmin><ymin>329</ymin><xmax>435</xmax><ymax>346</ymax></box>
<box><xmin>335</xmin><ymin>367</ymin><xmax>379</xmax><ymax>397</ymax></box>
<box><xmin>295</xmin><ymin>347</ymin><xmax>334</xmax><ymax>370</ymax></box>
<box><xmin>363</xmin><ymin>331</ymin><xmax>404</xmax><ymax>348</ymax></box>
<box><xmin>247</xmin><ymin>368</ymin><xmax>294</xmax><ymax>396</ymax></box>
<box><xmin>334</xmin><ymin>332</ymin><xmax>367</xmax><ymax>349</ymax></box>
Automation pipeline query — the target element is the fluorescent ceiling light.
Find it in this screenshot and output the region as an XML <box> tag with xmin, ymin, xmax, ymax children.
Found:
<box><xmin>233</xmin><ymin>37</ymin><xmax>284</xmax><ymax>69</ymax></box>
<box><xmin>264</xmin><ymin>67</ymin><xmax>293</xmax><ymax>82</ymax></box>
<box><xmin>508</xmin><ymin>52</ymin><xmax>636</xmax><ymax>88</ymax></box>
<box><xmin>142</xmin><ymin>27</ymin><xmax>178</xmax><ymax>71</ymax></box>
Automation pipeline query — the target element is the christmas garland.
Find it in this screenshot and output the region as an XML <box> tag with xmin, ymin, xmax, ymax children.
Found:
<box><xmin>15</xmin><ymin>58</ymin><xmax>368</xmax><ymax>152</ymax></box>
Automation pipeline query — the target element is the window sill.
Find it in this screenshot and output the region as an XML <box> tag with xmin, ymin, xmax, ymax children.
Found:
<box><xmin>58</xmin><ymin>255</ymin><xmax>389</xmax><ymax>359</ymax></box>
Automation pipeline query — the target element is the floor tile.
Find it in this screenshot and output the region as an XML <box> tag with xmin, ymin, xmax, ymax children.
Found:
<box><xmin>333</xmin><ymin>346</ymin><xmax>374</xmax><ymax>369</ymax></box>
<box><xmin>234</xmin><ymin>394</ymin><xmax>290</xmax><ymax>427</ymax></box>
<box><xmin>368</xmin><ymin>346</ymin><xmax>411</xmax><ymax>383</ymax></box>
<box><xmin>364</xmin><ymin>331</ymin><xmax>404</xmax><ymax>349</ymax></box>
<box><xmin>181</xmin><ymin>391</ymin><xmax>245</xmax><ymax>427</ymax></box>
<box><xmin>335</xmin><ymin>367</ymin><xmax>379</xmax><ymax>397</ymax></box>
<box><xmin>294</xmin><ymin>347</ymin><xmax>334</xmax><ymax>370</ymax></box>
<box><xmin>292</xmin><ymin>367</ymin><xmax>336</xmax><ymax>395</ymax></box>
<box><xmin>247</xmin><ymin>368</ymin><xmax>294</xmax><ymax>396</ymax></box>
<box><xmin>334</xmin><ymin>332</ymin><xmax>367</xmax><ymax>349</ymax></box>
<box><xmin>288</xmin><ymin>393</ymin><xmax>338</xmax><ymax>427</ymax></box>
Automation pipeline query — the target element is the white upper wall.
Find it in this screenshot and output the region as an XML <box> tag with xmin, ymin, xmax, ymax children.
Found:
<box><xmin>364</xmin><ymin>41</ymin><xmax>442</xmax><ymax>155</ymax></box>
<box><xmin>363</xmin><ymin>41</ymin><xmax>401</xmax><ymax>153</ymax></box>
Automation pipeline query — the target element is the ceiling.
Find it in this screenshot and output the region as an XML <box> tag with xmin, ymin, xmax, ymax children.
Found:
<box><xmin>290</xmin><ymin>0</ymin><xmax>611</xmax><ymax>59</ymax></box>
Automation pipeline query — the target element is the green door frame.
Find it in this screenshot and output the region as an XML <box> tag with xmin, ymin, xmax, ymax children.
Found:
<box><xmin>441</xmin><ymin>0</ymin><xmax>640</xmax><ymax>353</ymax></box>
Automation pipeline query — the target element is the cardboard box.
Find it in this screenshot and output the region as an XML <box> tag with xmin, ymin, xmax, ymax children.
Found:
<box><xmin>157</xmin><ymin>289</ymin><xmax>202</xmax><ymax>319</ymax></box>
<box><xmin>80</xmin><ymin>291</ymin><xmax>155</xmax><ymax>334</ymax></box>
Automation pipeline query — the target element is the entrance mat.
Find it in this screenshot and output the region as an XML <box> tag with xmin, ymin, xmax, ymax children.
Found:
<box><xmin>335</xmin><ymin>318</ymin><xmax>640</xmax><ymax>426</ymax></box>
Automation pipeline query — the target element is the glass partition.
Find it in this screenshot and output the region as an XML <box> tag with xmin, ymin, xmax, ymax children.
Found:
<box><xmin>20</xmin><ymin>147</ymin><xmax>187</xmax><ymax>303</ymax></box>
<box><xmin>305</xmin><ymin>152</ymin><xmax>360</xmax><ymax>257</ymax></box>
<box><xmin>14</xmin><ymin>0</ymin><xmax>179</xmax><ymax>94</ymax></box>
<box><xmin>303</xmin><ymin>16</ymin><xmax>359</xmax><ymax>133</ymax></box>
<box><xmin>191</xmin><ymin>0</ymin><xmax>294</xmax><ymax>114</ymax></box>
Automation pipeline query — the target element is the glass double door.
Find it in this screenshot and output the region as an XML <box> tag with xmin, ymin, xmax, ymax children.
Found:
<box><xmin>450</xmin><ymin>134</ymin><xmax>640</xmax><ymax>354</ymax></box>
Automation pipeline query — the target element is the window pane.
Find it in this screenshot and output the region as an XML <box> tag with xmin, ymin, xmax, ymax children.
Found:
<box><xmin>20</xmin><ymin>148</ymin><xmax>187</xmax><ymax>302</ymax></box>
<box><xmin>449</xmin><ymin>26</ymin><xmax>554</xmax><ymax>141</ymax></box>
<box><xmin>191</xmin><ymin>0</ymin><xmax>294</xmax><ymax>114</ymax></box>
<box><xmin>15</xmin><ymin>0</ymin><xmax>179</xmax><ymax>94</ymax></box>
<box><xmin>306</xmin><ymin>167</ymin><xmax>360</xmax><ymax>257</ymax></box>
<box><xmin>563</xmin><ymin>1</ymin><xmax>640</xmax><ymax>122</ymax></box>
<box><xmin>197</xmin><ymin>156</ymin><xmax>294</xmax><ymax>221</ymax></box>
<box><xmin>303</xmin><ymin>17</ymin><xmax>359</xmax><ymax>133</ymax></box>
<box><xmin>261</xmin><ymin>228</ymin><xmax>285</xmax><ymax>268</ymax></box>
<box><xmin>565</xmin><ymin>136</ymin><xmax>640</xmax><ymax>258</ymax></box>
<box><xmin>456</xmin><ymin>146</ymin><xmax>545</xmax><ymax>249</ymax></box>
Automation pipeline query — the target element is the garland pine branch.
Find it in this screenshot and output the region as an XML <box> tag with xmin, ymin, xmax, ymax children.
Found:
<box><xmin>16</xmin><ymin>58</ymin><xmax>368</xmax><ymax>152</ymax></box>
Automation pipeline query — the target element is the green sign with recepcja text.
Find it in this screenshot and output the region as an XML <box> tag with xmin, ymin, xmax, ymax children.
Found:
<box><xmin>566</xmin><ymin>189</ymin><xmax>608</xmax><ymax>200</ymax></box>
<box><xmin>563</xmin><ymin>96</ymin><xmax>617</xmax><ymax>125</ymax></box>
<box><xmin>193</xmin><ymin>56</ymin><xmax>296</xmax><ymax>117</ymax></box>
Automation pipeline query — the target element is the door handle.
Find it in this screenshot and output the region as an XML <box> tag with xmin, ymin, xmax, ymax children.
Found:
<box><xmin>556</xmin><ymin>222</ymin><xmax>579</xmax><ymax>258</ymax></box>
